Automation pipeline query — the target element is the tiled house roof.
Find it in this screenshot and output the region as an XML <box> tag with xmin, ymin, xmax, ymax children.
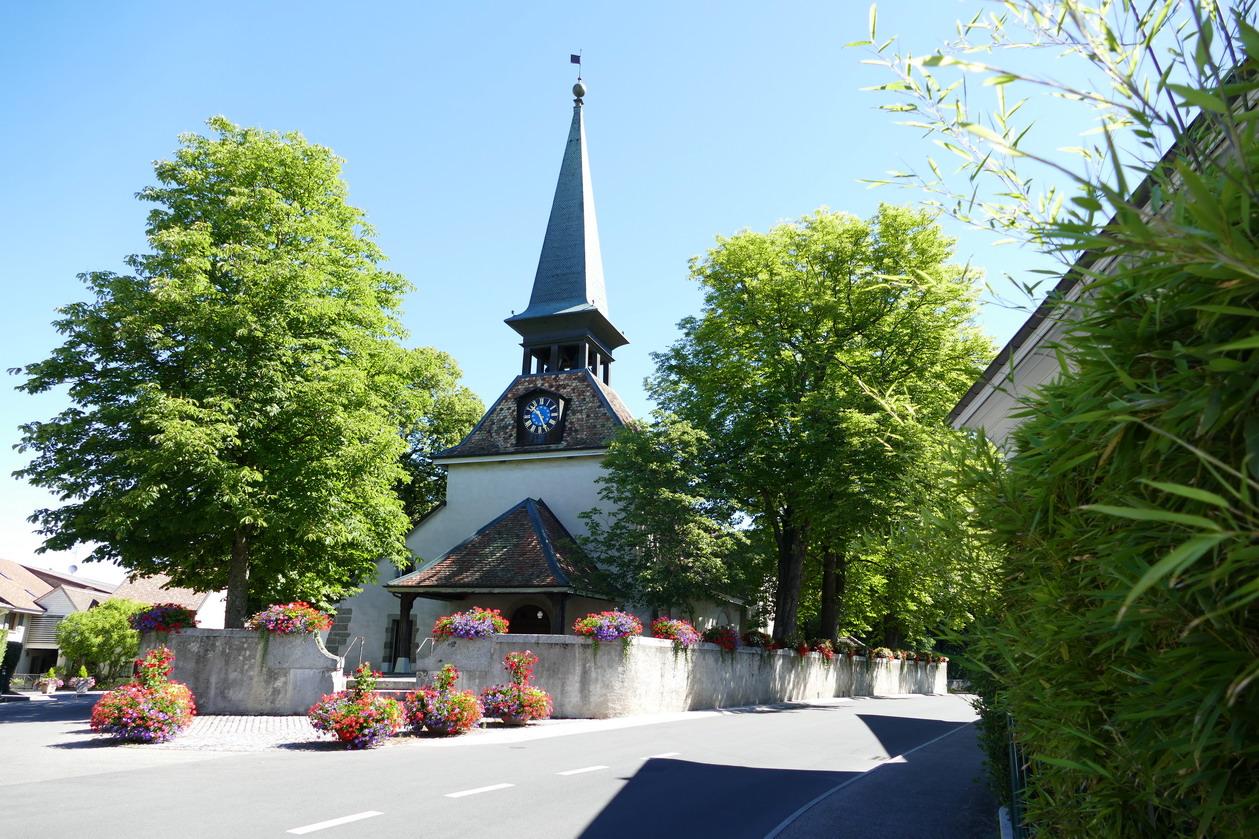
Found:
<box><xmin>437</xmin><ymin>369</ymin><xmax>634</xmax><ymax>459</ymax></box>
<box><xmin>109</xmin><ymin>573</ymin><xmax>214</xmax><ymax>611</ymax></box>
<box><xmin>0</xmin><ymin>557</ymin><xmax>53</xmax><ymax>615</ymax></box>
<box><xmin>389</xmin><ymin>498</ymin><xmax>600</xmax><ymax>593</ymax></box>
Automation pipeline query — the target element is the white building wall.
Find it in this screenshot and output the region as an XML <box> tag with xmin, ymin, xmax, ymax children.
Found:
<box><xmin>411</xmin><ymin>452</ymin><xmax>609</xmax><ymax>562</ymax></box>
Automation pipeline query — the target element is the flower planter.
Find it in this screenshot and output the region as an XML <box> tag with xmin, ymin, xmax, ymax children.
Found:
<box><xmin>40</xmin><ymin>682</ymin><xmax>57</xmax><ymax>694</ymax></box>
<box><xmin>497</xmin><ymin>715</ymin><xmax>529</xmax><ymax>727</ymax></box>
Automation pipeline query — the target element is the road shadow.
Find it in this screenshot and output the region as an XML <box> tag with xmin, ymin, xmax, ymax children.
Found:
<box><xmin>579</xmin><ymin>712</ymin><xmax>990</xmax><ymax>839</ymax></box>
<box><xmin>0</xmin><ymin>695</ymin><xmax>96</xmax><ymax>724</ymax></box>
<box><xmin>855</xmin><ymin>713</ymin><xmax>970</xmax><ymax>759</ymax></box>
<box><xmin>578</xmin><ymin>758</ymin><xmax>859</xmax><ymax>838</ymax></box>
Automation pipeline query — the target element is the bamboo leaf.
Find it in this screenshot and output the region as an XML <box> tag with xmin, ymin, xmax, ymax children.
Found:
<box><xmin>1121</xmin><ymin>534</ymin><xmax>1228</xmax><ymax>615</ymax></box>
<box><xmin>1138</xmin><ymin>480</ymin><xmax>1230</xmax><ymax>509</ymax></box>
<box><xmin>1082</xmin><ymin>505</ymin><xmax>1222</xmax><ymax>531</ymax></box>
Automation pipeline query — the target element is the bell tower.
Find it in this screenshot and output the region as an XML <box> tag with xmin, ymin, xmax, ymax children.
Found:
<box><xmin>504</xmin><ymin>80</ymin><xmax>628</xmax><ymax>385</ymax></box>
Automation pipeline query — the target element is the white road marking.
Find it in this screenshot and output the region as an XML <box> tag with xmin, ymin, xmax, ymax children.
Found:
<box><xmin>288</xmin><ymin>811</ymin><xmax>382</xmax><ymax>834</ymax></box>
<box><xmin>642</xmin><ymin>752</ymin><xmax>681</xmax><ymax>759</ymax></box>
<box><xmin>445</xmin><ymin>783</ymin><xmax>515</xmax><ymax>798</ymax></box>
<box><xmin>557</xmin><ymin>765</ymin><xmax>609</xmax><ymax>775</ymax></box>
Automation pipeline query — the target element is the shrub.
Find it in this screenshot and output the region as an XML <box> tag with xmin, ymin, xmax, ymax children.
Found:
<box><xmin>128</xmin><ymin>603</ymin><xmax>198</xmax><ymax>634</ymax></box>
<box><xmin>55</xmin><ymin>598</ymin><xmax>143</xmax><ymax>680</ymax></box>
<box><xmin>869</xmin><ymin>647</ymin><xmax>894</xmax><ymax>660</ymax></box>
<box><xmin>701</xmin><ymin>625</ymin><xmax>739</xmax><ymax>652</ymax></box>
<box><xmin>245</xmin><ymin>602</ymin><xmax>333</xmax><ymax>634</ymax></box>
<box><xmin>308</xmin><ymin>662</ymin><xmax>403</xmax><ymax>749</ymax></box>
<box><xmin>432</xmin><ymin>607</ymin><xmax>508</xmax><ymax>641</ymax></box>
<box><xmin>650</xmin><ymin>616</ymin><xmax>700</xmax><ymax>649</ymax></box>
<box><xmin>90</xmin><ymin>647</ymin><xmax>196</xmax><ymax>742</ymax></box>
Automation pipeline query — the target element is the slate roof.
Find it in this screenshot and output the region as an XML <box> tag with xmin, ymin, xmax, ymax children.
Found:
<box><xmin>437</xmin><ymin>369</ymin><xmax>635</xmax><ymax>459</ymax></box>
<box><xmin>509</xmin><ymin>93</ymin><xmax>608</xmax><ymax>322</ymax></box>
<box><xmin>388</xmin><ymin>498</ymin><xmax>599</xmax><ymax>593</ymax></box>
<box><xmin>109</xmin><ymin>573</ymin><xmax>215</xmax><ymax>611</ymax></box>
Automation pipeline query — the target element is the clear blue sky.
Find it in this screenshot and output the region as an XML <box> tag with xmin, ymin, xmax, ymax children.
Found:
<box><xmin>0</xmin><ymin>0</ymin><xmax>1073</xmax><ymax>582</ymax></box>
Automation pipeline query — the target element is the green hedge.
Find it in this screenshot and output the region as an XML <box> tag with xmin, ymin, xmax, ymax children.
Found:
<box><xmin>972</xmin><ymin>106</ymin><xmax>1259</xmax><ymax>835</ymax></box>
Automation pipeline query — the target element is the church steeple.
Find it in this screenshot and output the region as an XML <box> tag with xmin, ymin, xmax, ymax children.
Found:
<box><xmin>505</xmin><ymin>80</ymin><xmax>627</xmax><ymax>385</ymax></box>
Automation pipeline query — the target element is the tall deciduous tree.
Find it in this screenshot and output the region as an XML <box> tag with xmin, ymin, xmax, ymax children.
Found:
<box><xmin>649</xmin><ymin>206</ymin><xmax>992</xmax><ymax>640</ymax></box>
<box><xmin>16</xmin><ymin>117</ymin><xmax>460</xmax><ymax>627</ymax></box>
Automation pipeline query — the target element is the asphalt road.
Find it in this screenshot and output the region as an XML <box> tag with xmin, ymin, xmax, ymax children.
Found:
<box><xmin>0</xmin><ymin>693</ymin><xmax>996</xmax><ymax>838</ymax></box>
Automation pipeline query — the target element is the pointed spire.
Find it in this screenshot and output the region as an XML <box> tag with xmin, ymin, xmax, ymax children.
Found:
<box><xmin>507</xmin><ymin>80</ymin><xmax>627</xmax><ymax>383</ymax></box>
<box><xmin>513</xmin><ymin>83</ymin><xmax>609</xmax><ymax>321</ymax></box>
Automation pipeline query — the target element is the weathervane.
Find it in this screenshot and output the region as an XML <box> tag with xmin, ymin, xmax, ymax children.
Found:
<box><xmin>570</xmin><ymin>53</ymin><xmax>585</xmax><ymax>103</ymax></box>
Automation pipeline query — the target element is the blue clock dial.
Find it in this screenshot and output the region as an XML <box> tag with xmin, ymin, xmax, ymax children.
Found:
<box><xmin>522</xmin><ymin>396</ymin><xmax>561</xmax><ymax>435</ymax></box>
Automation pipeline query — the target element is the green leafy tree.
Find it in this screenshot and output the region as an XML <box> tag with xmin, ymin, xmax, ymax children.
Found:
<box><xmin>579</xmin><ymin>415</ymin><xmax>764</xmax><ymax>616</ymax></box>
<box><xmin>54</xmin><ymin>599</ymin><xmax>144</xmax><ymax>680</ymax></box>
<box><xmin>395</xmin><ymin>360</ymin><xmax>483</xmax><ymax>525</ymax></box>
<box><xmin>16</xmin><ymin>117</ymin><xmax>461</xmax><ymax>626</ymax></box>
<box><xmin>648</xmin><ymin>206</ymin><xmax>993</xmax><ymax>640</ymax></box>
<box><xmin>864</xmin><ymin>2</ymin><xmax>1259</xmax><ymax>833</ymax></box>
<box><xmin>840</xmin><ymin>427</ymin><xmax>1003</xmax><ymax>644</ymax></box>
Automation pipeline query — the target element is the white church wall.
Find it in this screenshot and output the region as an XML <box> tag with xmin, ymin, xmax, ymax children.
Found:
<box><xmin>415</xmin><ymin>453</ymin><xmax>611</xmax><ymax>561</ymax></box>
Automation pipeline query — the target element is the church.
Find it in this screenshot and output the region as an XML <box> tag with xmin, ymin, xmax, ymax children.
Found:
<box><xmin>327</xmin><ymin>80</ymin><xmax>743</xmax><ymax>673</ymax></box>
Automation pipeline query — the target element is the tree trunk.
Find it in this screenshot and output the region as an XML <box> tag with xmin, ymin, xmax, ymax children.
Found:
<box><xmin>819</xmin><ymin>549</ymin><xmax>844</xmax><ymax>642</ymax></box>
<box><xmin>772</xmin><ymin>509</ymin><xmax>807</xmax><ymax>642</ymax></box>
<box><xmin>223</xmin><ymin>527</ymin><xmax>252</xmax><ymax>629</ymax></box>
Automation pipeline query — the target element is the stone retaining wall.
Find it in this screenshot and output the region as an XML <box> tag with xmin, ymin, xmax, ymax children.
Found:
<box><xmin>140</xmin><ymin>629</ymin><xmax>344</xmax><ymax>715</ymax></box>
<box><xmin>422</xmin><ymin>635</ymin><xmax>946</xmax><ymax>718</ymax></box>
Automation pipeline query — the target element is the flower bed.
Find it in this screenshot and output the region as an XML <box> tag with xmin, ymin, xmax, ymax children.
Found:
<box><xmin>129</xmin><ymin>603</ymin><xmax>199</xmax><ymax>634</ymax></box>
<box><xmin>432</xmin><ymin>607</ymin><xmax>508</xmax><ymax>641</ymax></box>
<box><xmin>308</xmin><ymin>663</ymin><xmax>403</xmax><ymax>749</ymax></box>
<box><xmin>246</xmin><ymin>602</ymin><xmax>333</xmax><ymax>634</ymax></box>
<box><xmin>90</xmin><ymin>647</ymin><xmax>196</xmax><ymax>742</ymax></box>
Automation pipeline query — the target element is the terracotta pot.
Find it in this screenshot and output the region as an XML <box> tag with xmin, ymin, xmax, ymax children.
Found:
<box><xmin>498</xmin><ymin>715</ymin><xmax>529</xmax><ymax>727</ymax></box>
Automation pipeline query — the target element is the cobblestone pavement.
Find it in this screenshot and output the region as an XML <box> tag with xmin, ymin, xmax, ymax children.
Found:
<box><xmin>150</xmin><ymin>714</ymin><xmax>328</xmax><ymax>751</ymax></box>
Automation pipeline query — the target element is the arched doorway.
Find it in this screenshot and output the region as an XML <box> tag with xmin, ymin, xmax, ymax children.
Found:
<box><xmin>509</xmin><ymin>605</ymin><xmax>552</xmax><ymax>634</ymax></box>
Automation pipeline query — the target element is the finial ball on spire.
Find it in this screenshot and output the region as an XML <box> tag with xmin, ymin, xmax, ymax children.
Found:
<box><xmin>573</xmin><ymin>81</ymin><xmax>586</xmax><ymax>99</ymax></box>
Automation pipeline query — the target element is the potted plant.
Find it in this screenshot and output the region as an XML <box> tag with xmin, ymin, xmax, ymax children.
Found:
<box><xmin>128</xmin><ymin>603</ymin><xmax>199</xmax><ymax>635</ymax></box>
<box><xmin>571</xmin><ymin>610</ymin><xmax>642</xmax><ymax>656</ymax></box>
<box><xmin>90</xmin><ymin>647</ymin><xmax>196</xmax><ymax>742</ymax></box>
<box><xmin>308</xmin><ymin>662</ymin><xmax>404</xmax><ymax>749</ymax></box>
<box><xmin>650</xmin><ymin>616</ymin><xmax>701</xmax><ymax>654</ymax></box>
<box><xmin>701</xmin><ymin>624</ymin><xmax>740</xmax><ymax>652</ymax></box>
<box><xmin>432</xmin><ymin>607</ymin><xmax>509</xmax><ymax>641</ymax></box>
<box><xmin>245</xmin><ymin>601</ymin><xmax>333</xmax><ymax>635</ymax></box>
<box><xmin>36</xmin><ymin>668</ymin><xmax>63</xmax><ymax>694</ymax></box>
<box><xmin>479</xmin><ymin>651</ymin><xmax>553</xmax><ymax>726</ymax></box>
<box><xmin>405</xmin><ymin>664</ymin><xmax>482</xmax><ymax>736</ymax></box>
<box><xmin>71</xmin><ymin>665</ymin><xmax>96</xmax><ymax>695</ymax></box>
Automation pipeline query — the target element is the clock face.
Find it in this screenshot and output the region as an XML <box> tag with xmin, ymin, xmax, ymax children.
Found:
<box><xmin>522</xmin><ymin>395</ymin><xmax>561</xmax><ymax>435</ymax></box>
